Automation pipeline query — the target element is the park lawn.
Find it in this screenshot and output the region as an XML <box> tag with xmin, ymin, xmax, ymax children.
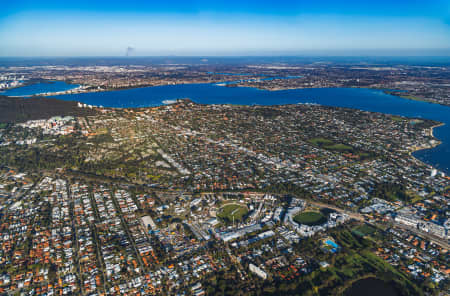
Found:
<box><xmin>399</xmin><ymin>94</ymin><xmax>425</xmax><ymax>102</ymax></box>
<box><xmin>408</xmin><ymin>190</ymin><xmax>426</xmax><ymax>203</ymax></box>
<box><xmin>308</xmin><ymin>137</ymin><xmax>354</xmax><ymax>153</ymax></box>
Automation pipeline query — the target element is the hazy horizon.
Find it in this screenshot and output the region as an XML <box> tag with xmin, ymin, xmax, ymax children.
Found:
<box><xmin>1</xmin><ymin>50</ymin><xmax>450</xmax><ymax>58</ymax></box>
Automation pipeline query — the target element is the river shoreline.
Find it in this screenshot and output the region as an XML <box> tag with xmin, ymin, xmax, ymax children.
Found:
<box><xmin>382</xmin><ymin>90</ymin><xmax>450</xmax><ymax>108</ymax></box>
<box><xmin>6</xmin><ymin>79</ymin><xmax>450</xmax><ymax>108</ymax></box>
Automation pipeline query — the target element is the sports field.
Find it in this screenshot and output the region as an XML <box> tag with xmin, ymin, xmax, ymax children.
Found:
<box><xmin>352</xmin><ymin>224</ymin><xmax>376</xmax><ymax>237</ymax></box>
<box><xmin>294</xmin><ymin>211</ymin><xmax>327</xmax><ymax>226</ymax></box>
<box><xmin>217</xmin><ymin>204</ymin><xmax>248</xmax><ymax>223</ymax></box>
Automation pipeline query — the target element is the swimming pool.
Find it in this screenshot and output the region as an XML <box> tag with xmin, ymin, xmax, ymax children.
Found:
<box><xmin>325</xmin><ymin>240</ymin><xmax>338</xmax><ymax>248</ymax></box>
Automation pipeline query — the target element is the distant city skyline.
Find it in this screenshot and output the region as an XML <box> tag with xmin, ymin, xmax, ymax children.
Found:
<box><xmin>1</xmin><ymin>0</ymin><xmax>449</xmax><ymax>56</ymax></box>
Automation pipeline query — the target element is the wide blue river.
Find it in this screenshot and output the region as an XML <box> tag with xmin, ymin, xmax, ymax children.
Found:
<box><xmin>1</xmin><ymin>81</ymin><xmax>79</xmax><ymax>96</ymax></box>
<box><xmin>5</xmin><ymin>81</ymin><xmax>450</xmax><ymax>174</ymax></box>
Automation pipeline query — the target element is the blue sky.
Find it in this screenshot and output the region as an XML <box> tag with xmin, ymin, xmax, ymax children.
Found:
<box><xmin>1</xmin><ymin>0</ymin><xmax>449</xmax><ymax>56</ymax></box>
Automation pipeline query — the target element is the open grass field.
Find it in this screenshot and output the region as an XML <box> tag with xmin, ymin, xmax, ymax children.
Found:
<box><xmin>294</xmin><ymin>211</ymin><xmax>327</xmax><ymax>226</ymax></box>
<box><xmin>308</xmin><ymin>137</ymin><xmax>353</xmax><ymax>152</ymax></box>
<box><xmin>217</xmin><ymin>203</ymin><xmax>248</xmax><ymax>223</ymax></box>
<box><xmin>308</xmin><ymin>137</ymin><xmax>334</xmax><ymax>146</ymax></box>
